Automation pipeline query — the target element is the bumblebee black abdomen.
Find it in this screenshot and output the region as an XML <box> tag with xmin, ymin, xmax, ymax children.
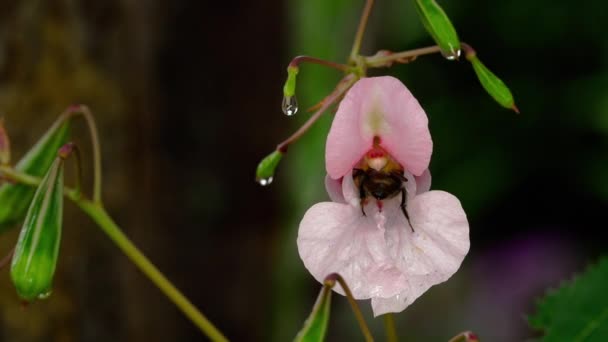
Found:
<box><xmin>361</xmin><ymin>172</ymin><xmax>403</xmax><ymax>200</ymax></box>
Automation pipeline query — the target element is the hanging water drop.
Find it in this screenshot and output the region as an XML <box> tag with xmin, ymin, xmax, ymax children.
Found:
<box><xmin>282</xmin><ymin>96</ymin><xmax>298</xmax><ymax>116</ymax></box>
<box><xmin>257</xmin><ymin>176</ymin><xmax>273</xmax><ymax>186</ymax></box>
<box><xmin>37</xmin><ymin>290</ymin><xmax>52</xmax><ymax>300</ymax></box>
<box><xmin>443</xmin><ymin>48</ymin><xmax>461</xmax><ymax>61</ymax></box>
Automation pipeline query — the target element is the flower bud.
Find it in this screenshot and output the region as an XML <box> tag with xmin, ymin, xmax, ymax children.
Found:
<box><xmin>282</xmin><ymin>66</ymin><xmax>299</xmax><ymax>116</ymax></box>
<box><xmin>0</xmin><ymin>120</ymin><xmax>70</xmax><ymax>232</ymax></box>
<box><xmin>283</xmin><ymin>66</ymin><xmax>299</xmax><ymax>98</ymax></box>
<box><xmin>255</xmin><ymin>150</ymin><xmax>283</xmax><ymax>186</ymax></box>
<box><xmin>11</xmin><ymin>156</ymin><xmax>64</xmax><ymax>301</ymax></box>
<box><xmin>466</xmin><ymin>51</ymin><xmax>518</xmax><ymax>112</ymax></box>
<box><xmin>414</xmin><ymin>0</ymin><xmax>461</xmax><ymax>60</ymax></box>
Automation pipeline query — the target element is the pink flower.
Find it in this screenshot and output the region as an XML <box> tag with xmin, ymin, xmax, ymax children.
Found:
<box><xmin>297</xmin><ymin>76</ymin><xmax>470</xmax><ymax>316</ymax></box>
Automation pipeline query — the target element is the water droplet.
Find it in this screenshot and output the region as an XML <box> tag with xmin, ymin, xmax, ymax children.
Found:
<box><xmin>443</xmin><ymin>48</ymin><xmax>461</xmax><ymax>61</ymax></box>
<box><xmin>257</xmin><ymin>176</ymin><xmax>273</xmax><ymax>186</ymax></box>
<box><xmin>37</xmin><ymin>290</ymin><xmax>52</xmax><ymax>299</ymax></box>
<box><xmin>281</xmin><ymin>96</ymin><xmax>298</xmax><ymax>116</ymax></box>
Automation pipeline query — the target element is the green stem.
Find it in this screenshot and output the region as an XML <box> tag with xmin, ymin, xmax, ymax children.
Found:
<box><xmin>76</xmin><ymin>201</ymin><xmax>228</xmax><ymax>342</ymax></box>
<box><xmin>0</xmin><ymin>165</ymin><xmax>228</xmax><ymax>342</ymax></box>
<box><xmin>350</xmin><ymin>0</ymin><xmax>376</xmax><ymax>62</ymax></box>
<box><xmin>276</xmin><ymin>74</ymin><xmax>357</xmax><ymax>153</ymax></box>
<box><xmin>66</xmin><ymin>105</ymin><xmax>103</xmax><ymax>204</ymax></box>
<box><xmin>383</xmin><ymin>313</ymin><xmax>398</xmax><ymax>342</ymax></box>
<box><xmin>326</xmin><ymin>273</ymin><xmax>374</xmax><ymax>342</ymax></box>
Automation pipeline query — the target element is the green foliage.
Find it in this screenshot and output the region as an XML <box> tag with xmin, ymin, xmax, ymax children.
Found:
<box><xmin>530</xmin><ymin>257</ymin><xmax>608</xmax><ymax>341</ymax></box>
<box><xmin>414</xmin><ymin>0</ymin><xmax>461</xmax><ymax>59</ymax></box>
<box><xmin>294</xmin><ymin>285</ymin><xmax>332</xmax><ymax>342</ymax></box>
<box><xmin>467</xmin><ymin>54</ymin><xmax>517</xmax><ymax>112</ymax></box>
<box><xmin>0</xmin><ymin>120</ymin><xmax>70</xmax><ymax>232</ymax></box>
<box><xmin>11</xmin><ymin>157</ymin><xmax>64</xmax><ymax>301</ymax></box>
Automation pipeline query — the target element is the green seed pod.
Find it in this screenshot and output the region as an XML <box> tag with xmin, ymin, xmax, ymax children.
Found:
<box><xmin>283</xmin><ymin>66</ymin><xmax>299</xmax><ymax>98</ymax></box>
<box><xmin>0</xmin><ymin>119</ymin><xmax>70</xmax><ymax>232</ymax></box>
<box><xmin>255</xmin><ymin>150</ymin><xmax>283</xmax><ymax>186</ymax></box>
<box><xmin>414</xmin><ymin>0</ymin><xmax>461</xmax><ymax>60</ymax></box>
<box><xmin>11</xmin><ymin>156</ymin><xmax>64</xmax><ymax>301</ymax></box>
<box><xmin>467</xmin><ymin>53</ymin><xmax>518</xmax><ymax>112</ymax></box>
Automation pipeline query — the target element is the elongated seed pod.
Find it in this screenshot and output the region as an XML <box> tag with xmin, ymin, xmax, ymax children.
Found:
<box><xmin>0</xmin><ymin>120</ymin><xmax>70</xmax><ymax>232</ymax></box>
<box><xmin>10</xmin><ymin>156</ymin><xmax>64</xmax><ymax>301</ymax></box>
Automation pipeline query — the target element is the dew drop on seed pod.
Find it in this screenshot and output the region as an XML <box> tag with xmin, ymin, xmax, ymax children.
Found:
<box><xmin>257</xmin><ymin>176</ymin><xmax>273</xmax><ymax>186</ymax></box>
<box><xmin>37</xmin><ymin>290</ymin><xmax>52</xmax><ymax>300</ymax></box>
<box><xmin>282</xmin><ymin>96</ymin><xmax>298</xmax><ymax>116</ymax></box>
<box><xmin>443</xmin><ymin>48</ymin><xmax>461</xmax><ymax>61</ymax></box>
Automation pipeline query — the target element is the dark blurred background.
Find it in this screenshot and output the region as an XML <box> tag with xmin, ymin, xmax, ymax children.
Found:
<box><xmin>0</xmin><ymin>0</ymin><xmax>606</xmax><ymax>341</ymax></box>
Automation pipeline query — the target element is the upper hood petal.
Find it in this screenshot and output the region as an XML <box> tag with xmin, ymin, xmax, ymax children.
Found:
<box><xmin>326</xmin><ymin>76</ymin><xmax>433</xmax><ymax>179</ymax></box>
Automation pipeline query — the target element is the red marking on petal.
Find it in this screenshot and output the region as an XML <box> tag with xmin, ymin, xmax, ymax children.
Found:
<box><xmin>366</xmin><ymin>146</ymin><xmax>386</xmax><ymax>159</ymax></box>
<box><xmin>376</xmin><ymin>200</ymin><xmax>383</xmax><ymax>212</ymax></box>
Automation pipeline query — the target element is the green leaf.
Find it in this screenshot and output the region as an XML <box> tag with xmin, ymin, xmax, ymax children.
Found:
<box><xmin>467</xmin><ymin>54</ymin><xmax>518</xmax><ymax>112</ymax></box>
<box><xmin>414</xmin><ymin>0</ymin><xmax>461</xmax><ymax>59</ymax></box>
<box><xmin>10</xmin><ymin>157</ymin><xmax>64</xmax><ymax>301</ymax></box>
<box><xmin>294</xmin><ymin>285</ymin><xmax>332</xmax><ymax>342</ymax></box>
<box><xmin>0</xmin><ymin>119</ymin><xmax>70</xmax><ymax>232</ymax></box>
<box><xmin>530</xmin><ymin>257</ymin><xmax>608</xmax><ymax>341</ymax></box>
<box><xmin>256</xmin><ymin>150</ymin><xmax>283</xmax><ymax>185</ymax></box>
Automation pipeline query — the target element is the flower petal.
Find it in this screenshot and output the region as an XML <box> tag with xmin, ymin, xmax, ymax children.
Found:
<box><xmin>372</xmin><ymin>190</ymin><xmax>470</xmax><ymax>316</ymax></box>
<box><xmin>326</xmin><ymin>76</ymin><xmax>432</xmax><ymax>179</ymax></box>
<box><xmin>324</xmin><ymin>174</ymin><xmax>345</xmax><ymax>203</ymax></box>
<box><xmin>414</xmin><ymin>169</ymin><xmax>432</xmax><ymax>194</ymax></box>
<box><xmin>297</xmin><ymin>202</ymin><xmax>406</xmax><ymax>299</ymax></box>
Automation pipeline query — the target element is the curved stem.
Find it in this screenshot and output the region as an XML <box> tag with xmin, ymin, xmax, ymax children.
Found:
<box><xmin>0</xmin><ymin>246</ymin><xmax>15</xmax><ymax>269</ymax></box>
<box><xmin>77</xmin><ymin>201</ymin><xmax>228</xmax><ymax>342</ymax></box>
<box><xmin>59</xmin><ymin>142</ymin><xmax>83</xmax><ymax>198</ymax></box>
<box><xmin>383</xmin><ymin>313</ymin><xmax>398</xmax><ymax>342</ymax></box>
<box><xmin>289</xmin><ymin>55</ymin><xmax>351</xmax><ymax>72</ymax></box>
<box><xmin>0</xmin><ymin>166</ymin><xmax>228</xmax><ymax>342</ymax></box>
<box><xmin>277</xmin><ymin>74</ymin><xmax>356</xmax><ymax>153</ymax></box>
<box><xmin>53</xmin><ymin>106</ymin><xmax>103</xmax><ymax>203</ymax></box>
<box><xmin>326</xmin><ymin>273</ymin><xmax>374</xmax><ymax>342</ymax></box>
<box><xmin>67</xmin><ymin>105</ymin><xmax>103</xmax><ymax>204</ymax></box>
<box><xmin>364</xmin><ymin>46</ymin><xmax>442</xmax><ymax>68</ymax></box>
<box><xmin>350</xmin><ymin>0</ymin><xmax>375</xmax><ymax>62</ymax></box>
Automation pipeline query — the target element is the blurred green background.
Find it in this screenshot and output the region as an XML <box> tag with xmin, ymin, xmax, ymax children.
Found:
<box><xmin>0</xmin><ymin>0</ymin><xmax>606</xmax><ymax>341</ymax></box>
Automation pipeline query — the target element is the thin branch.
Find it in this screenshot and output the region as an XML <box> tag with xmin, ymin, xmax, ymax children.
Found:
<box><xmin>0</xmin><ymin>246</ymin><xmax>15</xmax><ymax>270</ymax></box>
<box><xmin>383</xmin><ymin>313</ymin><xmax>398</xmax><ymax>342</ymax></box>
<box><xmin>289</xmin><ymin>55</ymin><xmax>351</xmax><ymax>72</ymax></box>
<box><xmin>277</xmin><ymin>74</ymin><xmax>356</xmax><ymax>153</ymax></box>
<box><xmin>325</xmin><ymin>273</ymin><xmax>374</xmax><ymax>342</ymax></box>
<box><xmin>350</xmin><ymin>0</ymin><xmax>376</xmax><ymax>61</ymax></box>
<box><xmin>364</xmin><ymin>46</ymin><xmax>442</xmax><ymax>68</ymax></box>
<box><xmin>0</xmin><ymin>165</ymin><xmax>228</xmax><ymax>342</ymax></box>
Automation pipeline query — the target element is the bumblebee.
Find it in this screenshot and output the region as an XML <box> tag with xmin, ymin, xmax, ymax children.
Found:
<box><xmin>353</xmin><ymin>146</ymin><xmax>414</xmax><ymax>231</ymax></box>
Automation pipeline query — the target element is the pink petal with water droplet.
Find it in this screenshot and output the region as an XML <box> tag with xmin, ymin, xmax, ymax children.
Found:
<box><xmin>325</xmin><ymin>76</ymin><xmax>432</xmax><ymax>179</ymax></box>
<box><xmin>371</xmin><ymin>191</ymin><xmax>469</xmax><ymax>316</ymax></box>
<box><xmin>297</xmin><ymin>189</ymin><xmax>469</xmax><ymax>316</ymax></box>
